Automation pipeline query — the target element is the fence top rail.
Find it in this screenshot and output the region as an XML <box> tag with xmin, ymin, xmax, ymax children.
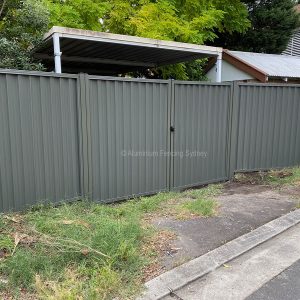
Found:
<box><xmin>0</xmin><ymin>68</ymin><xmax>78</xmax><ymax>79</ymax></box>
<box><xmin>87</xmin><ymin>75</ymin><xmax>170</xmax><ymax>84</ymax></box>
<box><xmin>237</xmin><ymin>82</ymin><xmax>300</xmax><ymax>88</ymax></box>
<box><xmin>174</xmin><ymin>80</ymin><xmax>232</xmax><ymax>86</ymax></box>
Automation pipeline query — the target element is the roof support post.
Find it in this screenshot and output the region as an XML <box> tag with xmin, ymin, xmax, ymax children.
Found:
<box><xmin>216</xmin><ymin>53</ymin><xmax>222</xmax><ymax>82</ymax></box>
<box><xmin>53</xmin><ymin>33</ymin><xmax>62</xmax><ymax>73</ymax></box>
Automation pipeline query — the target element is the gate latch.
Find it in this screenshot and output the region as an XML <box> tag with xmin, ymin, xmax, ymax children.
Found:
<box><xmin>170</xmin><ymin>126</ymin><xmax>175</xmax><ymax>132</ymax></box>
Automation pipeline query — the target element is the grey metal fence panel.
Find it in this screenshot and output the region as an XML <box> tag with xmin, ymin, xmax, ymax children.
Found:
<box><xmin>0</xmin><ymin>73</ymin><xmax>80</xmax><ymax>211</ymax></box>
<box><xmin>1</xmin><ymin>69</ymin><xmax>300</xmax><ymax>212</ymax></box>
<box><xmin>231</xmin><ymin>83</ymin><xmax>300</xmax><ymax>172</ymax></box>
<box><xmin>172</xmin><ymin>82</ymin><xmax>232</xmax><ymax>189</ymax></box>
<box><xmin>85</xmin><ymin>77</ymin><xmax>170</xmax><ymax>202</ymax></box>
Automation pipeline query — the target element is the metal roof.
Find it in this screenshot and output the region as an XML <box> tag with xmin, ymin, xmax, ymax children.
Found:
<box><xmin>228</xmin><ymin>50</ymin><xmax>300</xmax><ymax>79</ymax></box>
<box><xmin>282</xmin><ymin>28</ymin><xmax>300</xmax><ymax>57</ymax></box>
<box><xmin>34</xmin><ymin>26</ymin><xmax>222</xmax><ymax>75</ymax></box>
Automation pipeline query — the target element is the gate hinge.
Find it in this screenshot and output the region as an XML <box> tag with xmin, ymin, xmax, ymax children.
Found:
<box><xmin>170</xmin><ymin>126</ymin><xmax>175</xmax><ymax>132</ymax></box>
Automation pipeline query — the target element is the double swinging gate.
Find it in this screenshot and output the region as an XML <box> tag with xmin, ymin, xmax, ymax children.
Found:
<box><xmin>0</xmin><ymin>70</ymin><xmax>300</xmax><ymax>211</ymax></box>
<box><xmin>82</xmin><ymin>76</ymin><xmax>232</xmax><ymax>203</ymax></box>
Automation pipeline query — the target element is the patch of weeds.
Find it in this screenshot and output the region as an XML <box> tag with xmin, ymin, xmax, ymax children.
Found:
<box><xmin>0</xmin><ymin>192</ymin><xmax>181</xmax><ymax>299</ymax></box>
<box><xmin>0</xmin><ymin>234</ymin><xmax>14</xmax><ymax>256</ymax></box>
<box><xmin>183</xmin><ymin>184</ymin><xmax>222</xmax><ymax>199</ymax></box>
<box><xmin>264</xmin><ymin>168</ymin><xmax>300</xmax><ymax>186</ymax></box>
<box><xmin>182</xmin><ymin>198</ymin><xmax>217</xmax><ymax>217</ymax></box>
<box><xmin>0</xmin><ymin>186</ymin><xmax>221</xmax><ymax>299</ymax></box>
<box><xmin>234</xmin><ymin>171</ymin><xmax>267</xmax><ymax>185</ymax></box>
<box><xmin>179</xmin><ymin>184</ymin><xmax>221</xmax><ymax>217</ymax></box>
<box><xmin>234</xmin><ymin>167</ymin><xmax>300</xmax><ymax>186</ymax></box>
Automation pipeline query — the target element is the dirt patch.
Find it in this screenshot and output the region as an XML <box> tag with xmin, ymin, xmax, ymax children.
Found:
<box><xmin>151</xmin><ymin>180</ymin><xmax>299</xmax><ymax>272</ymax></box>
<box><xmin>279</xmin><ymin>185</ymin><xmax>300</xmax><ymax>199</ymax></box>
<box><xmin>222</xmin><ymin>182</ymin><xmax>271</xmax><ymax>195</ymax></box>
<box><xmin>141</xmin><ymin>230</ymin><xmax>177</xmax><ymax>282</ymax></box>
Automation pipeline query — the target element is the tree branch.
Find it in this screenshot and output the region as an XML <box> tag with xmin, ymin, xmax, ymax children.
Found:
<box><xmin>0</xmin><ymin>0</ymin><xmax>7</xmax><ymax>19</ymax></box>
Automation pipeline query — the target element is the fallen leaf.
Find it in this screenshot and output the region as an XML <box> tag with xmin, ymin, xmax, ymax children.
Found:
<box><xmin>11</xmin><ymin>232</ymin><xmax>21</xmax><ymax>256</ymax></box>
<box><xmin>14</xmin><ymin>232</ymin><xmax>21</xmax><ymax>247</ymax></box>
<box><xmin>77</xmin><ymin>220</ymin><xmax>90</xmax><ymax>228</ymax></box>
<box><xmin>4</xmin><ymin>215</ymin><xmax>20</xmax><ymax>223</ymax></box>
<box><xmin>61</xmin><ymin>219</ymin><xmax>90</xmax><ymax>228</ymax></box>
<box><xmin>62</xmin><ymin>220</ymin><xmax>75</xmax><ymax>225</ymax></box>
<box><xmin>81</xmin><ymin>248</ymin><xmax>89</xmax><ymax>256</ymax></box>
<box><xmin>223</xmin><ymin>264</ymin><xmax>231</xmax><ymax>268</ymax></box>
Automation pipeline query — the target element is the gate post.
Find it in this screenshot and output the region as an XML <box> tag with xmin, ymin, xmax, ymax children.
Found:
<box><xmin>227</xmin><ymin>81</ymin><xmax>240</xmax><ymax>179</ymax></box>
<box><xmin>77</xmin><ymin>73</ymin><xmax>92</xmax><ymax>199</ymax></box>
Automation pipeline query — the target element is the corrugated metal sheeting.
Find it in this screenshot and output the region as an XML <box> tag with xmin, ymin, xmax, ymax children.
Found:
<box><xmin>0</xmin><ymin>72</ymin><xmax>80</xmax><ymax>211</ymax></box>
<box><xmin>283</xmin><ymin>29</ymin><xmax>300</xmax><ymax>57</ymax></box>
<box><xmin>172</xmin><ymin>82</ymin><xmax>232</xmax><ymax>189</ymax></box>
<box><xmin>228</xmin><ymin>51</ymin><xmax>300</xmax><ymax>78</ymax></box>
<box><xmin>0</xmin><ymin>70</ymin><xmax>299</xmax><ymax>211</ymax></box>
<box><xmin>231</xmin><ymin>83</ymin><xmax>300</xmax><ymax>172</ymax></box>
<box><xmin>86</xmin><ymin>77</ymin><xmax>171</xmax><ymax>202</ymax></box>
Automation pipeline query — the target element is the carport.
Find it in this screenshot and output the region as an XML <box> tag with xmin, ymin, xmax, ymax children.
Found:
<box><xmin>33</xmin><ymin>26</ymin><xmax>223</xmax><ymax>81</ymax></box>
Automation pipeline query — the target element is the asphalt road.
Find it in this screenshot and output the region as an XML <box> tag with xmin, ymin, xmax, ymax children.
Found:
<box><xmin>247</xmin><ymin>260</ymin><xmax>300</xmax><ymax>300</ymax></box>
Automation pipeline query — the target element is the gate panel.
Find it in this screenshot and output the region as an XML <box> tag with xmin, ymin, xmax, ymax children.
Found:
<box><xmin>172</xmin><ymin>82</ymin><xmax>232</xmax><ymax>189</ymax></box>
<box><xmin>87</xmin><ymin>77</ymin><xmax>170</xmax><ymax>202</ymax></box>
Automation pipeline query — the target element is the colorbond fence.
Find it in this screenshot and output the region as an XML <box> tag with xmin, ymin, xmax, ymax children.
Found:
<box><xmin>0</xmin><ymin>70</ymin><xmax>299</xmax><ymax>211</ymax></box>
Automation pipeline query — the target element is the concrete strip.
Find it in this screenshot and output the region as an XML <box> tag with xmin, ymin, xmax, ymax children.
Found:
<box><xmin>137</xmin><ymin>209</ymin><xmax>300</xmax><ymax>300</ymax></box>
<box><xmin>170</xmin><ymin>223</ymin><xmax>300</xmax><ymax>300</ymax></box>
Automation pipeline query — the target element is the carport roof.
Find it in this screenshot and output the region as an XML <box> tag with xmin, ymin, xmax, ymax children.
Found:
<box><xmin>33</xmin><ymin>26</ymin><xmax>222</xmax><ymax>75</ymax></box>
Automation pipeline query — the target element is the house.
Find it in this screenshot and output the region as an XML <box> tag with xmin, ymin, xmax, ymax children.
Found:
<box><xmin>283</xmin><ymin>28</ymin><xmax>300</xmax><ymax>57</ymax></box>
<box><xmin>282</xmin><ymin>5</ymin><xmax>300</xmax><ymax>57</ymax></box>
<box><xmin>206</xmin><ymin>50</ymin><xmax>300</xmax><ymax>83</ymax></box>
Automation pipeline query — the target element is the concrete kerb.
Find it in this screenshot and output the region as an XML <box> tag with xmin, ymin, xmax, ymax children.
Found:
<box><xmin>137</xmin><ymin>209</ymin><xmax>300</xmax><ymax>300</ymax></box>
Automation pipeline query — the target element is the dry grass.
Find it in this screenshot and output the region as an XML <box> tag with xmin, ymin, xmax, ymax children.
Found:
<box><xmin>0</xmin><ymin>184</ymin><xmax>221</xmax><ymax>299</ymax></box>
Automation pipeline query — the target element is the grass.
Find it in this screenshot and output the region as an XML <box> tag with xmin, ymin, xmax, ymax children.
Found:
<box><xmin>0</xmin><ymin>184</ymin><xmax>221</xmax><ymax>300</ymax></box>
<box><xmin>180</xmin><ymin>184</ymin><xmax>221</xmax><ymax>217</ymax></box>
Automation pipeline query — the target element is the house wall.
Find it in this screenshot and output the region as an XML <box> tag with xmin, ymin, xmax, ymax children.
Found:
<box><xmin>207</xmin><ymin>60</ymin><xmax>255</xmax><ymax>82</ymax></box>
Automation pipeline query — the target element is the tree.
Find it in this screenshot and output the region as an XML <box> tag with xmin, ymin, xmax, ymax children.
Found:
<box><xmin>45</xmin><ymin>0</ymin><xmax>250</xmax><ymax>79</ymax></box>
<box><xmin>212</xmin><ymin>0</ymin><xmax>300</xmax><ymax>54</ymax></box>
<box><xmin>0</xmin><ymin>0</ymin><xmax>49</xmax><ymax>70</ymax></box>
<box><xmin>45</xmin><ymin>0</ymin><xmax>109</xmax><ymax>30</ymax></box>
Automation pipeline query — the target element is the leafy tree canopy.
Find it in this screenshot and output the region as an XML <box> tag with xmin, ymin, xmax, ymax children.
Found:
<box><xmin>0</xmin><ymin>0</ymin><xmax>252</xmax><ymax>78</ymax></box>
<box><xmin>44</xmin><ymin>0</ymin><xmax>250</xmax><ymax>79</ymax></box>
<box><xmin>0</xmin><ymin>0</ymin><xmax>49</xmax><ymax>70</ymax></box>
<box><xmin>213</xmin><ymin>0</ymin><xmax>300</xmax><ymax>54</ymax></box>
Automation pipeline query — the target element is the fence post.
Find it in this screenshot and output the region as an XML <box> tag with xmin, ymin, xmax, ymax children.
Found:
<box><xmin>227</xmin><ymin>81</ymin><xmax>240</xmax><ymax>179</ymax></box>
<box><xmin>77</xmin><ymin>73</ymin><xmax>92</xmax><ymax>199</ymax></box>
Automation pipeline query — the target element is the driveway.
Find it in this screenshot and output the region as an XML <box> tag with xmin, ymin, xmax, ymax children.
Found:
<box><xmin>152</xmin><ymin>181</ymin><xmax>300</xmax><ymax>271</ymax></box>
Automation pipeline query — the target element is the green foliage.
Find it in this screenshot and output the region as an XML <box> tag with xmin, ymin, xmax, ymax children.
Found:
<box><xmin>0</xmin><ymin>0</ymin><xmax>251</xmax><ymax>79</ymax></box>
<box><xmin>214</xmin><ymin>0</ymin><xmax>300</xmax><ymax>53</ymax></box>
<box><xmin>45</xmin><ymin>0</ymin><xmax>109</xmax><ymax>30</ymax></box>
<box><xmin>44</xmin><ymin>0</ymin><xmax>250</xmax><ymax>79</ymax></box>
<box><xmin>0</xmin><ymin>0</ymin><xmax>49</xmax><ymax>70</ymax></box>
